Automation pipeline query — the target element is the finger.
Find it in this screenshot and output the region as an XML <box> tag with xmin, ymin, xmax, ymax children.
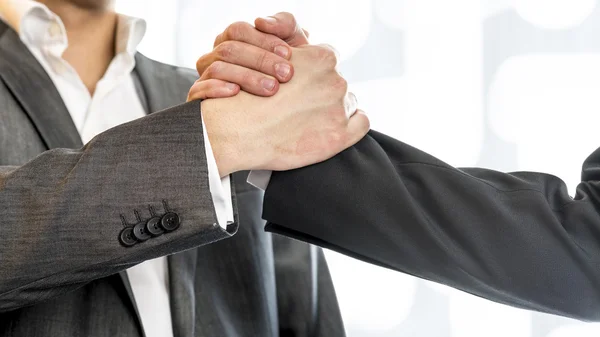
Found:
<box><xmin>198</xmin><ymin>41</ymin><xmax>294</xmax><ymax>82</ymax></box>
<box><xmin>316</xmin><ymin>43</ymin><xmax>341</xmax><ymax>61</ymax></box>
<box><xmin>344</xmin><ymin>110</ymin><xmax>370</xmax><ymax>148</ymax></box>
<box><xmin>214</xmin><ymin>21</ymin><xmax>292</xmax><ymax>60</ymax></box>
<box><xmin>254</xmin><ymin>12</ymin><xmax>309</xmax><ymax>47</ymax></box>
<box><xmin>201</xmin><ymin>60</ymin><xmax>280</xmax><ymax>96</ymax></box>
<box><xmin>187</xmin><ymin>79</ymin><xmax>240</xmax><ymax>101</ymax></box>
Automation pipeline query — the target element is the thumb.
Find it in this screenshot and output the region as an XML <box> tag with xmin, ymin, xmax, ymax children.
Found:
<box><xmin>255</xmin><ymin>12</ymin><xmax>309</xmax><ymax>47</ymax></box>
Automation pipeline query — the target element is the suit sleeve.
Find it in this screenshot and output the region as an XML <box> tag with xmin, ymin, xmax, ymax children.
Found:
<box><xmin>262</xmin><ymin>130</ymin><xmax>600</xmax><ymax>322</ymax></box>
<box><xmin>0</xmin><ymin>100</ymin><xmax>238</xmax><ymax>312</ymax></box>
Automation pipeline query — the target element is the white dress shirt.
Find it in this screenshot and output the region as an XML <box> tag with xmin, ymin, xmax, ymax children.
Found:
<box><xmin>0</xmin><ymin>1</ymin><xmax>234</xmax><ymax>336</ymax></box>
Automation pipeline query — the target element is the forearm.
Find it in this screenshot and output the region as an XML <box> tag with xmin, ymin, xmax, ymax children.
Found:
<box><xmin>263</xmin><ymin>130</ymin><xmax>600</xmax><ymax>321</ymax></box>
<box><xmin>0</xmin><ymin>100</ymin><xmax>237</xmax><ymax>311</ymax></box>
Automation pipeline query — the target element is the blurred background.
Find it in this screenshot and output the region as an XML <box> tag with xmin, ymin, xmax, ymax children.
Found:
<box><xmin>115</xmin><ymin>0</ymin><xmax>600</xmax><ymax>336</ymax></box>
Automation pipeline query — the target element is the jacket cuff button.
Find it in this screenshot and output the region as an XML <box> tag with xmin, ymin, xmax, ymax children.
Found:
<box><xmin>133</xmin><ymin>222</ymin><xmax>152</xmax><ymax>241</ymax></box>
<box><xmin>146</xmin><ymin>216</ymin><xmax>165</xmax><ymax>236</ymax></box>
<box><xmin>160</xmin><ymin>212</ymin><xmax>181</xmax><ymax>231</ymax></box>
<box><xmin>119</xmin><ymin>227</ymin><xmax>137</xmax><ymax>247</ymax></box>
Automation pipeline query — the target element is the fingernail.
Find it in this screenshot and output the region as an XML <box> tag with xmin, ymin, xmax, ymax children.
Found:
<box><xmin>225</xmin><ymin>83</ymin><xmax>238</xmax><ymax>90</ymax></box>
<box><xmin>261</xmin><ymin>16</ymin><xmax>277</xmax><ymax>24</ymax></box>
<box><xmin>261</xmin><ymin>78</ymin><xmax>276</xmax><ymax>91</ymax></box>
<box><xmin>275</xmin><ymin>63</ymin><xmax>291</xmax><ymax>79</ymax></box>
<box><xmin>274</xmin><ymin>45</ymin><xmax>289</xmax><ymax>58</ymax></box>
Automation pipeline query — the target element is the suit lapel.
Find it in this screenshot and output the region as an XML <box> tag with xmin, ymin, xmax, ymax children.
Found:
<box><xmin>0</xmin><ymin>21</ymin><xmax>82</xmax><ymax>149</ymax></box>
<box><xmin>134</xmin><ymin>52</ymin><xmax>200</xmax><ymax>336</ymax></box>
<box><xmin>117</xmin><ymin>272</ymin><xmax>147</xmax><ymax>337</ymax></box>
<box><xmin>133</xmin><ymin>53</ymin><xmax>193</xmax><ymax>112</ymax></box>
<box><xmin>166</xmin><ymin>250</ymin><xmax>199</xmax><ymax>336</ymax></box>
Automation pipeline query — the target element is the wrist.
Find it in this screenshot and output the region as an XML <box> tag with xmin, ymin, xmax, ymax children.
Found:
<box><xmin>201</xmin><ymin>99</ymin><xmax>254</xmax><ymax>177</ymax></box>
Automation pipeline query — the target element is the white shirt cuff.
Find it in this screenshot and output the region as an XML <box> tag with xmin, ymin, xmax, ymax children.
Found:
<box><xmin>247</xmin><ymin>170</ymin><xmax>272</xmax><ymax>191</ymax></box>
<box><xmin>202</xmin><ymin>114</ymin><xmax>234</xmax><ymax>228</ymax></box>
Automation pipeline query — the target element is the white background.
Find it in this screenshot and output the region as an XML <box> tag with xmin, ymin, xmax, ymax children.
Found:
<box><xmin>115</xmin><ymin>0</ymin><xmax>600</xmax><ymax>336</ymax></box>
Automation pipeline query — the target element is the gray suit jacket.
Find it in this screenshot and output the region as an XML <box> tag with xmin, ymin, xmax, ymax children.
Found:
<box><xmin>0</xmin><ymin>21</ymin><xmax>344</xmax><ymax>336</ymax></box>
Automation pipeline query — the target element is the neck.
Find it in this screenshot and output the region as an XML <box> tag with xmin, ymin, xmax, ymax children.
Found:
<box><xmin>37</xmin><ymin>0</ymin><xmax>118</xmax><ymax>95</ymax></box>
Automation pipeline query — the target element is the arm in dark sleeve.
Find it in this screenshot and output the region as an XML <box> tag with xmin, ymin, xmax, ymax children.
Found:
<box><xmin>262</xmin><ymin>130</ymin><xmax>600</xmax><ymax>321</ymax></box>
<box><xmin>0</xmin><ymin>100</ymin><xmax>237</xmax><ymax>312</ymax></box>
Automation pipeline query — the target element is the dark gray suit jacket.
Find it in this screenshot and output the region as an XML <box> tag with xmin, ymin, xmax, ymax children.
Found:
<box><xmin>0</xmin><ymin>21</ymin><xmax>344</xmax><ymax>337</ymax></box>
<box><xmin>263</xmin><ymin>130</ymin><xmax>600</xmax><ymax>322</ymax></box>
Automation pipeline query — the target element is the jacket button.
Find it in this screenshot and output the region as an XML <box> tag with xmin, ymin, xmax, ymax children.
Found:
<box><xmin>119</xmin><ymin>227</ymin><xmax>137</xmax><ymax>247</ymax></box>
<box><xmin>160</xmin><ymin>212</ymin><xmax>181</xmax><ymax>231</ymax></box>
<box><xmin>133</xmin><ymin>221</ymin><xmax>152</xmax><ymax>241</ymax></box>
<box><xmin>146</xmin><ymin>216</ymin><xmax>165</xmax><ymax>236</ymax></box>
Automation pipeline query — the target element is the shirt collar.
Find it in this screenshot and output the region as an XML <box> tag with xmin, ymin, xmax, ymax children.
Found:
<box><xmin>115</xmin><ymin>14</ymin><xmax>146</xmax><ymax>56</ymax></box>
<box><xmin>0</xmin><ymin>0</ymin><xmax>146</xmax><ymax>57</ymax></box>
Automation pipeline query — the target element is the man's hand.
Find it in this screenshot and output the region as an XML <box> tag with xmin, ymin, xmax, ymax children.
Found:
<box><xmin>253</xmin><ymin>12</ymin><xmax>310</xmax><ymax>47</ymax></box>
<box><xmin>188</xmin><ymin>12</ymin><xmax>309</xmax><ymax>101</ymax></box>
<box><xmin>201</xmin><ymin>44</ymin><xmax>369</xmax><ymax>177</ymax></box>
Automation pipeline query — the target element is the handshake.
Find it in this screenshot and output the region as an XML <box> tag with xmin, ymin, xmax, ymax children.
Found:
<box><xmin>187</xmin><ymin>12</ymin><xmax>370</xmax><ymax>177</ymax></box>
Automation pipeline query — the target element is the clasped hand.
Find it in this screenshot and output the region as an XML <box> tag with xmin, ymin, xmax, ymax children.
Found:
<box><xmin>189</xmin><ymin>12</ymin><xmax>369</xmax><ymax>177</ymax></box>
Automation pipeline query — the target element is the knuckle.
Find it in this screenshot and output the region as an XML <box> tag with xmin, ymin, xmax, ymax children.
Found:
<box><xmin>187</xmin><ymin>85</ymin><xmax>196</xmax><ymax>97</ymax></box>
<box><xmin>279</xmin><ymin>12</ymin><xmax>297</xmax><ymax>27</ymax></box>
<box><xmin>318</xmin><ymin>46</ymin><xmax>332</xmax><ymax>59</ymax></box>
<box><xmin>254</xmin><ymin>29</ymin><xmax>284</xmax><ymax>52</ymax></box>
<box><xmin>205</xmin><ymin>61</ymin><xmax>225</xmax><ymax>78</ymax></box>
<box><xmin>255</xmin><ymin>50</ymin><xmax>269</xmax><ymax>70</ymax></box>
<box><xmin>214</xmin><ymin>41</ymin><xmax>236</xmax><ymax>60</ymax></box>
<box><xmin>240</xmin><ymin>69</ymin><xmax>255</xmax><ymax>85</ymax></box>
<box><xmin>196</xmin><ymin>56</ymin><xmax>208</xmax><ymax>73</ymax></box>
<box><xmin>332</xmin><ymin>76</ymin><xmax>348</xmax><ymax>93</ymax></box>
<box><xmin>187</xmin><ymin>82</ymin><xmax>204</xmax><ymax>100</ymax></box>
<box><xmin>305</xmin><ymin>44</ymin><xmax>321</xmax><ymax>57</ymax></box>
<box><xmin>303</xmin><ymin>46</ymin><xmax>336</xmax><ymax>70</ymax></box>
<box><xmin>266</xmin><ymin>35</ymin><xmax>283</xmax><ymax>51</ymax></box>
<box><xmin>225</xmin><ymin>21</ymin><xmax>250</xmax><ymax>40</ymax></box>
<box><xmin>324</xmin><ymin>49</ymin><xmax>338</xmax><ymax>67</ymax></box>
<box><xmin>313</xmin><ymin>46</ymin><xmax>337</xmax><ymax>68</ymax></box>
